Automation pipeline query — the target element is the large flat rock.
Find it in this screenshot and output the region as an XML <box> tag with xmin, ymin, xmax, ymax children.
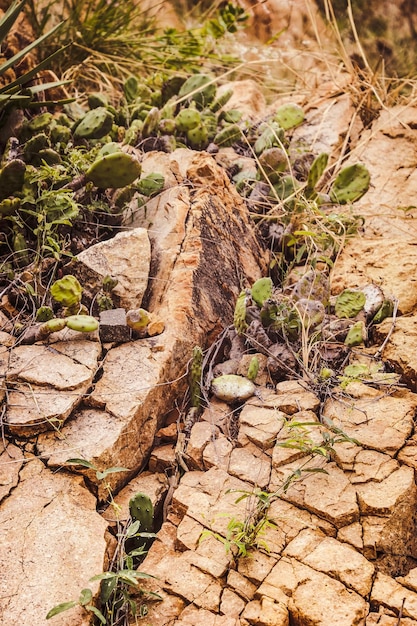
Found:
<box><xmin>0</xmin><ymin>459</ymin><xmax>108</xmax><ymax>626</ymax></box>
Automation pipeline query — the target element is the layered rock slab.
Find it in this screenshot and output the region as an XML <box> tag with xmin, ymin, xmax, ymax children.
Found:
<box><xmin>39</xmin><ymin>150</ymin><xmax>267</xmax><ymax>496</ymax></box>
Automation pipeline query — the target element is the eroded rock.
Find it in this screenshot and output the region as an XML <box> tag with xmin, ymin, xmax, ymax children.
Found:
<box><xmin>0</xmin><ymin>459</ymin><xmax>108</xmax><ymax>626</ymax></box>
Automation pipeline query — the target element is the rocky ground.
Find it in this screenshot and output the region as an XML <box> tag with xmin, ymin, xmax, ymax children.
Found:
<box><xmin>3</xmin><ymin>2</ymin><xmax>417</xmax><ymax>626</ymax></box>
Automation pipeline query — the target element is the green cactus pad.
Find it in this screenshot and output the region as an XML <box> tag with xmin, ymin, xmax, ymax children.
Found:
<box><xmin>273</xmin><ymin>103</ymin><xmax>305</xmax><ymax>130</ymax></box>
<box><xmin>50</xmin><ymin>124</ymin><xmax>71</xmax><ymax>145</ymax></box>
<box><xmin>86</xmin><ymin>152</ymin><xmax>141</xmax><ymax>188</ymax></box>
<box><xmin>36</xmin><ymin>306</ymin><xmax>54</xmax><ymax>322</ymax></box>
<box><xmin>0</xmin><ymin>197</ymin><xmax>20</xmax><ymax>216</ymax></box>
<box><xmin>214</xmin><ymin>124</ymin><xmax>242</xmax><ymax>147</ymax></box>
<box><xmin>179</xmin><ymin>74</ymin><xmax>216</xmax><ymax>108</ymax></box>
<box><xmin>187</xmin><ymin>124</ymin><xmax>209</xmax><ymax>149</ymax></box>
<box><xmin>329</xmin><ymin>164</ymin><xmax>370</xmax><ymax>204</ymax></box>
<box><xmin>335</xmin><ymin>289</ymin><xmax>366</xmax><ymax>319</ymax></box>
<box><xmin>247</xmin><ymin>356</ymin><xmax>259</xmax><ymax>382</ymax></box>
<box><xmin>88</xmin><ymin>92</ymin><xmax>108</xmax><ymax>109</ymax></box>
<box><xmin>234</xmin><ymin>289</ymin><xmax>249</xmax><ymax>334</ymax></box>
<box><xmin>129</xmin><ymin>492</ymin><xmax>154</xmax><ymax>533</ymax></box>
<box><xmin>126</xmin><ymin>308</ymin><xmax>150</xmax><ymax>330</ymax></box>
<box><xmin>74</xmin><ymin>107</ymin><xmax>114</xmax><ymax>140</ymax></box>
<box><xmin>210</xmin><ymin>88</ymin><xmax>233</xmax><ymax>112</ymax></box>
<box><xmin>175</xmin><ymin>108</ymin><xmax>201</xmax><ymax>133</ymax></box>
<box><xmin>305</xmin><ymin>153</ymin><xmax>329</xmax><ymax>198</ymax></box>
<box><xmin>254</xmin><ymin>121</ymin><xmax>285</xmax><ymax>155</ymax></box>
<box><xmin>0</xmin><ymin>159</ymin><xmax>26</xmax><ymax>200</ymax></box>
<box><xmin>50</xmin><ymin>275</ymin><xmax>83</xmax><ymax>308</ymax></box>
<box><xmin>41</xmin><ymin>317</ymin><xmax>67</xmax><ymax>334</ymax></box>
<box><xmin>65</xmin><ymin>315</ymin><xmax>99</xmax><ymax>332</ymax></box>
<box><xmin>142</xmin><ymin>107</ymin><xmax>161</xmax><ymax>138</ymax></box>
<box><xmin>372</xmin><ymin>299</ymin><xmax>394</xmax><ymax>324</ymax></box>
<box><xmin>344</xmin><ymin>320</ymin><xmax>366</xmax><ymax>346</ymax></box>
<box><xmin>251</xmin><ymin>277</ymin><xmax>273</xmax><ymax>307</ymax></box>
<box><xmin>27</xmin><ymin>112</ymin><xmax>54</xmax><ymax>133</ymax></box>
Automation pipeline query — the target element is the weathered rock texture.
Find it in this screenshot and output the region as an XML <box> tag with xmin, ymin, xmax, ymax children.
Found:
<box><xmin>4</xmin><ymin>68</ymin><xmax>417</xmax><ymax>626</ymax></box>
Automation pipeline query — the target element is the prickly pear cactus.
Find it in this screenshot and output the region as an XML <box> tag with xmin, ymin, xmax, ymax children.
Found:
<box><xmin>335</xmin><ymin>289</ymin><xmax>366</xmax><ymax>319</ymax></box>
<box><xmin>372</xmin><ymin>299</ymin><xmax>394</xmax><ymax>324</ymax></box>
<box><xmin>175</xmin><ymin>108</ymin><xmax>201</xmax><ymax>133</ymax></box>
<box><xmin>305</xmin><ymin>153</ymin><xmax>329</xmax><ymax>198</ymax></box>
<box><xmin>213</xmin><ymin>124</ymin><xmax>241</xmax><ymax>147</ymax></box>
<box><xmin>329</xmin><ymin>163</ymin><xmax>370</xmax><ymax>204</ymax></box>
<box><xmin>74</xmin><ymin>107</ymin><xmax>114</xmax><ymax>140</ymax></box>
<box><xmin>65</xmin><ymin>315</ymin><xmax>99</xmax><ymax>332</ymax></box>
<box><xmin>344</xmin><ymin>320</ymin><xmax>366</xmax><ymax>346</ymax></box>
<box><xmin>179</xmin><ymin>74</ymin><xmax>216</xmax><ymax>108</ymax></box>
<box><xmin>126</xmin><ymin>308</ymin><xmax>150</xmax><ymax>330</ymax></box>
<box><xmin>247</xmin><ymin>356</ymin><xmax>259</xmax><ymax>382</ymax></box>
<box><xmin>254</xmin><ymin>122</ymin><xmax>285</xmax><ymax>155</ymax></box>
<box><xmin>234</xmin><ymin>289</ymin><xmax>250</xmax><ymax>334</ymax></box>
<box><xmin>50</xmin><ymin>275</ymin><xmax>83</xmax><ymax>310</ymax></box>
<box><xmin>86</xmin><ymin>152</ymin><xmax>141</xmax><ymax>188</ymax></box>
<box><xmin>127</xmin><ymin>492</ymin><xmax>154</xmax><ymax>555</ymax></box>
<box><xmin>0</xmin><ymin>159</ymin><xmax>26</xmax><ymax>200</ymax></box>
<box><xmin>251</xmin><ymin>277</ymin><xmax>273</xmax><ymax>307</ymax></box>
<box><xmin>273</xmin><ymin>103</ymin><xmax>304</xmax><ymax>130</ymax></box>
<box><xmin>187</xmin><ymin>124</ymin><xmax>209</xmax><ymax>150</ymax></box>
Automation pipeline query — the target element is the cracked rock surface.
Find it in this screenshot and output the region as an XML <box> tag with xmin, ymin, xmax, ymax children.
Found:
<box><xmin>4</xmin><ymin>41</ymin><xmax>417</xmax><ymax>626</ymax></box>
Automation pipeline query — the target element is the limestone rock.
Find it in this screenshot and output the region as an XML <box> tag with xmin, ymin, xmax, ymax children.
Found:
<box><xmin>217</xmin><ymin>80</ymin><xmax>267</xmax><ymax>119</ymax></box>
<box><xmin>5</xmin><ymin>340</ymin><xmax>100</xmax><ymax>435</ymax></box>
<box><xmin>371</xmin><ymin>572</ymin><xmax>417</xmax><ymax>620</ymax></box>
<box><xmin>323</xmin><ymin>383</ymin><xmax>416</xmax><ymax>456</ymax></box>
<box><xmin>248</xmin><ymin>381</ymin><xmax>320</xmax><ymax>415</ymax></box>
<box><xmin>331</xmin><ymin>238</ymin><xmax>417</xmax><ymax>314</ymax></box>
<box><xmin>270</xmin><ymin>458</ymin><xmax>359</xmax><ymax>528</ymax></box>
<box><xmin>228</xmin><ymin>446</ymin><xmax>271</xmax><ymax>487</ymax></box>
<box><xmin>238</xmin><ymin>404</ymin><xmax>286</xmax><ymax>449</ymax></box>
<box><xmin>283</xmin><ymin>528</ymin><xmax>374</xmax><ymax>596</ymax></box>
<box><xmin>349</xmin><ymin>106</ymin><xmax>417</xmax><ymax>238</ymax></box>
<box><xmin>0</xmin><ymin>459</ymin><xmax>108</xmax><ymax>626</ymax></box>
<box><xmin>203</xmin><ymin>434</ymin><xmax>233</xmax><ymax>471</ymax></box>
<box><xmin>0</xmin><ymin>441</ymin><xmax>24</xmax><ymax>502</ymax></box>
<box><xmin>187</xmin><ymin>421</ymin><xmax>219</xmax><ymax>470</ymax></box>
<box><xmin>257</xmin><ymin>557</ymin><xmax>368</xmax><ymax>625</ymax></box>
<box><xmin>373</xmin><ymin>316</ymin><xmax>417</xmax><ymax>388</ymax></box>
<box><xmin>241</xmin><ymin>596</ymin><xmax>289</xmax><ymax>626</ymax></box>
<box><xmin>51</xmin><ymin>150</ymin><xmax>267</xmax><ymax>494</ymax></box>
<box><xmin>71</xmin><ymin>226</ymin><xmax>151</xmax><ymax>312</ymax></box>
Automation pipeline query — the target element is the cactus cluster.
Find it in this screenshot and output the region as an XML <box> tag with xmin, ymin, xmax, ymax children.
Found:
<box><xmin>232</xmin><ymin>271</ymin><xmax>394</xmax><ymax>383</ymax></box>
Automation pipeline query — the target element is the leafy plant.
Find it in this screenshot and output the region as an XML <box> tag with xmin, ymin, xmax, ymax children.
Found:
<box><xmin>202</xmin><ymin>419</ymin><xmax>358</xmax><ymax>557</ymax></box>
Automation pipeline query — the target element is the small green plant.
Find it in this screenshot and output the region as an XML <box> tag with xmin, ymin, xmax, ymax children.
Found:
<box><xmin>47</xmin><ymin>463</ymin><xmax>160</xmax><ymax>624</ymax></box>
<box><xmin>202</xmin><ymin>419</ymin><xmax>358</xmax><ymax>557</ymax></box>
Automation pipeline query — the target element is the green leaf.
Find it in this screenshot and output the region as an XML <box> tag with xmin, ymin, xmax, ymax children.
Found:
<box><xmin>78</xmin><ymin>588</ymin><xmax>92</xmax><ymax>606</ymax></box>
<box><xmin>86</xmin><ymin>605</ymin><xmax>106</xmax><ymax>624</ymax></box>
<box><xmin>65</xmin><ymin>458</ymin><xmax>96</xmax><ymax>470</ymax></box>
<box><xmin>46</xmin><ymin>600</ymin><xmax>77</xmax><ymax>619</ymax></box>
<box><xmin>126</xmin><ymin>520</ymin><xmax>141</xmax><ymax>537</ymax></box>
<box><xmin>96</xmin><ymin>466</ymin><xmax>129</xmax><ymax>480</ymax></box>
